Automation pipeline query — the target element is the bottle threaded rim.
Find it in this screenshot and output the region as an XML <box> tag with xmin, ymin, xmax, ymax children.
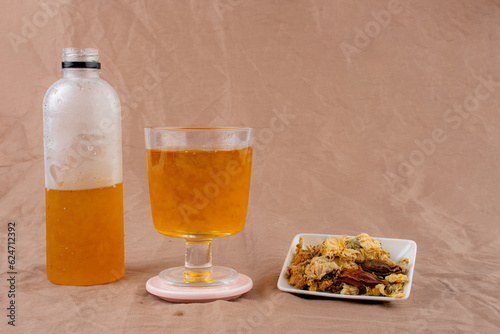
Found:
<box><xmin>62</xmin><ymin>48</ymin><xmax>100</xmax><ymax>69</ymax></box>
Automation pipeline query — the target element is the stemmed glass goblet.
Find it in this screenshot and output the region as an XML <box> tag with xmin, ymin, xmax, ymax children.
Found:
<box><xmin>145</xmin><ymin>127</ymin><xmax>253</xmax><ymax>287</ymax></box>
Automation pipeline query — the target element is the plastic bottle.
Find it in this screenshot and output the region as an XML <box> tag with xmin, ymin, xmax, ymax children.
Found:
<box><xmin>43</xmin><ymin>48</ymin><xmax>124</xmax><ymax>285</ymax></box>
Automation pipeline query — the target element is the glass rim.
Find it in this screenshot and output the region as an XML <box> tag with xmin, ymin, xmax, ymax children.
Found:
<box><xmin>145</xmin><ymin>126</ymin><xmax>253</xmax><ymax>131</ymax></box>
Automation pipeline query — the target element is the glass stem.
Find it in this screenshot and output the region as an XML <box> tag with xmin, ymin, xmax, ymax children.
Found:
<box><xmin>184</xmin><ymin>239</ymin><xmax>212</xmax><ymax>281</ymax></box>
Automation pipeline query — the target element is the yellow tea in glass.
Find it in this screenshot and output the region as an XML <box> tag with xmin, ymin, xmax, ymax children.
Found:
<box><xmin>145</xmin><ymin>127</ymin><xmax>253</xmax><ymax>286</ymax></box>
<box><xmin>147</xmin><ymin>148</ymin><xmax>252</xmax><ymax>239</ymax></box>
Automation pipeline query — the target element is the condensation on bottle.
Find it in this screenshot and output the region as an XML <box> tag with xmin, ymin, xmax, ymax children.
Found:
<box><xmin>44</xmin><ymin>48</ymin><xmax>122</xmax><ymax>190</ymax></box>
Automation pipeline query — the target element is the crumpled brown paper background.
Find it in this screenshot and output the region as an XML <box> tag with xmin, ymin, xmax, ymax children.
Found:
<box><xmin>1</xmin><ymin>0</ymin><xmax>500</xmax><ymax>332</ymax></box>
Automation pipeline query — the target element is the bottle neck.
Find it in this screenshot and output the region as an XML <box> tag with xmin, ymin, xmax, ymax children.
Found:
<box><xmin>63</xmin><ymin>68</ymin><xmax>100</xmax><ymax>78</ymax></box>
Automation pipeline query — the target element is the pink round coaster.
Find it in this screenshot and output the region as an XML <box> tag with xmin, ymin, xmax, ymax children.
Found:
<box><xmin>146</xmin><ymin>273</ymin><xmax>253</xmax><ymax>303</ymax></box>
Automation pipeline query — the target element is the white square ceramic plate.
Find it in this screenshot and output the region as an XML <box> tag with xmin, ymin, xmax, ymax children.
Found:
<box><xmin>277</xmin><ymin>233</ymin><xmax>417</xmax><ymax>301</ymax></box>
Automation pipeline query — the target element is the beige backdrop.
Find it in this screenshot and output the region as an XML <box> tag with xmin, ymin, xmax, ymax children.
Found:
<box><xmin>1</xmin><ymin>0</ymin><xmax>500</xmax><ymax>333</ymax></box>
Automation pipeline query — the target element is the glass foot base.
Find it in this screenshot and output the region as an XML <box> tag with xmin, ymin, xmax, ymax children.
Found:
<box><xmin>146</xmin><ymin>273</ymin><xmax>253</xmax><ymax>302</ymax></box>
<box><xmin>159</xmin><ymin>266</ymin><xmax>238</xmax><ymax>287</ymax></box>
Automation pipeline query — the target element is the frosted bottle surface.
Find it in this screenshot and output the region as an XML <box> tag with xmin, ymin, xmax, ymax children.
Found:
<box><xmin>43</xmin><ymin>48</ymin><xmax>124</xmax><ymax>285</ymax></box>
